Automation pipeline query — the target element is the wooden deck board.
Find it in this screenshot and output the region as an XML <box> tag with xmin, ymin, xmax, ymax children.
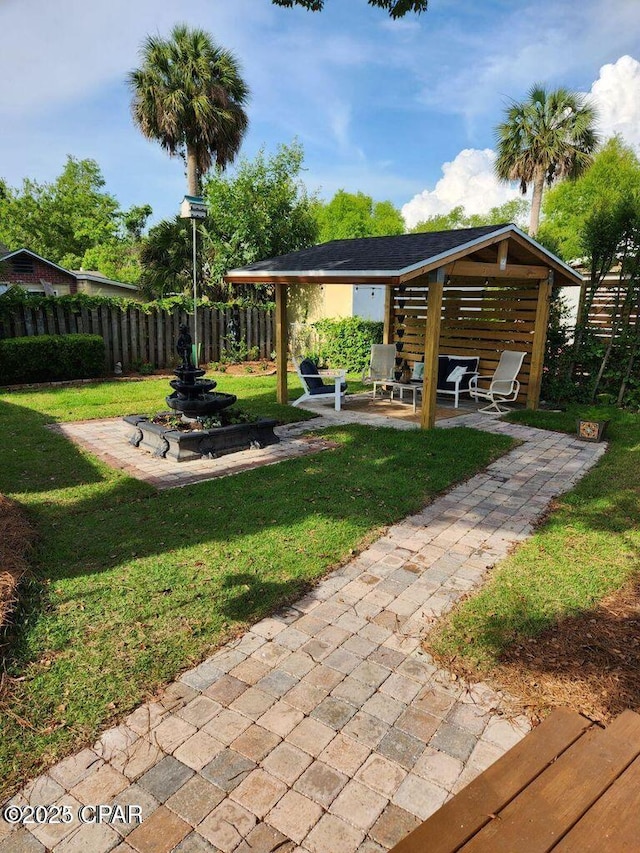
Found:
<box><xmin>389</xmin><ymin>708</ymin><xmax>593</xmax><ymax>853</ymax></box>
<box><xmin>553</xmin><ymin>753</ymin><xmax>640</xmax><ymax>852</ymax></box>
<box><xmin>461</xmin><ymin>710</ymin><xmax>640</xmax><ymax>853</ymax></box>
<box><xmin>390</xmin><ymin>709</ymin><xmax>640</xmax><ymax>853</ymax></box>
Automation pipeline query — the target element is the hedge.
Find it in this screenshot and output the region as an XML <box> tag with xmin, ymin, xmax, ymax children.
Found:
<box><xmin>0</xmin><ymin>334</ymin><xmax>106</xmax><ymax>385</ymax></box>
<box><xmin>313</xmin><ymin>317</ymin><xmax>384</xmax><ymax>372</ymax></box>
<box><xmin>0</xmin><ymin>286</ymin><xmax>274</xmax><ymax>319</ymax></box>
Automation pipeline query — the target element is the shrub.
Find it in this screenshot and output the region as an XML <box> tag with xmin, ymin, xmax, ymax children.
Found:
<box><xmin>0</xmin><ymin>334</ymin><xmax>106</xmax><ymax>385</ymax></box>
<box><xmin>313</xmin><ymin>317</ymin><xmax>384</xmax><ymax>372</ymax></box>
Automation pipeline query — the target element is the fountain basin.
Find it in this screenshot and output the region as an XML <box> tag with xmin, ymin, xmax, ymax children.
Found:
<box><xmin>165</xmin><ymin>389</ymin><xmax>237</xmax><ymax>419</ymax></box>
<box><xmin>124</xmin><ymin>414</ymin><xmax>280</xmax><ymax>462</ymax></box>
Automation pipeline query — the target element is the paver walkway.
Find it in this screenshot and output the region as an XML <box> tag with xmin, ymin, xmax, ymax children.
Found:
<box><xmin>1</xmin><ymin>413</ymin><xmax>606</xmax><ymax>853</ymax></box>
<box><xmin>48</xmin><ymin>419</ymin><xmax>338</xmax><ymax>490</ymax></box>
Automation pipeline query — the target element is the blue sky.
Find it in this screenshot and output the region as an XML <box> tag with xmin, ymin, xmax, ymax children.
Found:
<box><xmin>1</xmin><ymin>0</ymin><xmax>639</xmax><ymax>228</ymax></box>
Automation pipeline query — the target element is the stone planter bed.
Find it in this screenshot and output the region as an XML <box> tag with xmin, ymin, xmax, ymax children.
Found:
<box><xmin>124</xmin><ymin>414</ymin><xmax>280</xmax><ymax>462</ymax></box>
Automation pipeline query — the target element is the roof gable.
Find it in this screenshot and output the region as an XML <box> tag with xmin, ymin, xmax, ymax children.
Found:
<box><xmin>225</xmin><ymin>224</ymin><xmax>582</xmax><ymax>287</ymax></box>
<box><xmin>0</xmin><ymin>248</ymin><xmax>74</xmax><ymax>278</ymax></box>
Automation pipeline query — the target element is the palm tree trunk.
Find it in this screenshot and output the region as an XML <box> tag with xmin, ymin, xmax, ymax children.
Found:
<box><xmin>528</xmin><ymin>169</ymin><xmax>546</xmax><ymax>237</ymax></box>
<box><xmin>186</xmin><ymin>147</ymin><xmax>200</xmax><ymax>196</ymax></box>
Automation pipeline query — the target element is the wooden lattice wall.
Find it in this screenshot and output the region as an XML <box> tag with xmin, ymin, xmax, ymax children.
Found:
<box><xmin>393</xmin><ymin>277</ymin><xmax>538</xmax><ymax>402</ymax></box>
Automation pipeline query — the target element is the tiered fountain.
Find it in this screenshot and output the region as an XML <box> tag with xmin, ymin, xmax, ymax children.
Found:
<box><xmin>125</xmin><ymin>323</ymin><xmax>279</xmax><ymax>462</ymax></box>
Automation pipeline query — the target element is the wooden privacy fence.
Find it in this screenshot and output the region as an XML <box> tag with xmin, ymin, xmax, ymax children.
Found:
<box><xmin>393</xmin><ymin>279</ymin><xmax>537</xmax><ymax>402</ymax></box>
<box><xmin>0</xmin><ymin>303</ymin><xmax>275</xmax><ymax>371</ymax></box>
<box><xmin>587</xmin><ymin>281</ymin><xmax>640</xmax><ymax>340</ymax></box>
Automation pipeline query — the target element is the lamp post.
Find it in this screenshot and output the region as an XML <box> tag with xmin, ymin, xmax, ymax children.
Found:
<box><xmin>180</xmin><ymin>194</ymin><xmax>208</xmax><ymax>366</ymax></box>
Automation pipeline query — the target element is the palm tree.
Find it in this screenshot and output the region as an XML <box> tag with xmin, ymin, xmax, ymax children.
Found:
<box><xmin>495</xmin><ymin>85</ymin><xmax>598</xmax><ymax>236</ymax></box>
<box><xmin>129</xmin><ymin>25</ymin><xmax>249</xmax><ymax>196</ymax></box>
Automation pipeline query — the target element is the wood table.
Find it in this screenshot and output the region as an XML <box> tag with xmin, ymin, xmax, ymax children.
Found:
<box><xmin>390</xmin><ymin>707</ymin><xmax>640</xmax><ymax>853</ymax></box>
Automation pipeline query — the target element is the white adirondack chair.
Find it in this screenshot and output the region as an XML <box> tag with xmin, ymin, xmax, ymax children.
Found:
<box><xmin>292</xmin><ymin>356</ymin><xmax>347</xmax><ymax>411</ymax></box>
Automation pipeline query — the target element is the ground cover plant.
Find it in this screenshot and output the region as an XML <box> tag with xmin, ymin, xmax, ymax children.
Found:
<box><xmin>0</xmin><ymin>376</ymin><xmax>513</xmax><ymax>794</ymax></box>
<box><xmin>427</xmin><ymin>405</ymin><xmax>640</xmax><ymax>723</ymax></box>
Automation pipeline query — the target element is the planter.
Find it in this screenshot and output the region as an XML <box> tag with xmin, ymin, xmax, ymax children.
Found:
<box><xmin>576</xmin><ymin>418</ymin><xmax>609</xmax><ymax>442</ymax></box>
<box><xmin>124</xmin><ymin>415</ymin><xmax>280</xmax><ymax>462</ymax></box>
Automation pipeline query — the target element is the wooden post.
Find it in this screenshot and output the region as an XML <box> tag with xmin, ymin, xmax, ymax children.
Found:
<box><xmin>275</xmin><ymin>283</ymin><xmax>288</xmax><ymax>404</ymax></box>
<box><xmin>383</xmin><ymin>283</ymin><xmax>394</xmax><ymax>344</ymax></box>
<box><xmin>527</xmin><ymin>272</ymin><xmax>553</xmax><ymax>409</ymax></box>
<box><xmin>420</xmin><ymin>270</ymin><xmax>444</xmax><ymax>429</ymax></box>
<box><xmin>497</xmin><ymin>238</ymin><xmax>509</xmax><ymax>271</ymax></box>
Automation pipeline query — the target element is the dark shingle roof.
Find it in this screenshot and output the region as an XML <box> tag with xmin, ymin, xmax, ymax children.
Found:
<box><xmin>232</xmin><ymin>224</ymin><xmax>507</xmax><ymax>274</ymax></box>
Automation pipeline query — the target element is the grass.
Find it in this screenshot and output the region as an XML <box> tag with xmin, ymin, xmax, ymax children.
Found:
<box><xmin>0</xmin><ymin>375</ymin><xmax>513</xmax><ymax>793</ymax></box>
<box><xmin>428</xmin><ymin>404</ymin><xmax>640</xmax><ymax>677</ymax></box>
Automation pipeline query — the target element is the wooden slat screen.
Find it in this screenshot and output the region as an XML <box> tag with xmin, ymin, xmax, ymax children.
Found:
<box><xmin>393</xmin><ymin>278</ymin><xmax>537</xmax><ymax>402</ymax></box>
<box><xmin>588</xmin><ymin>284</ymin><xmax>639</xmax><ymax>340</ymax></box>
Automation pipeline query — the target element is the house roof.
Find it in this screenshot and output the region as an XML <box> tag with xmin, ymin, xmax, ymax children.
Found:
<box><xmin>0</xmin><ymin>247</ymin><xmax>76</xmax><ymax>278</ymax></box>
<box><xmin>73</xmin><ymin>270</ymin><xmax>139</xmax><ymax>291</ymax></box>
<box><xmin>0</xmin><ymin>247</ymin><xmax>138</xmax><ymax>292</ymax></box>
<box><xmin>225</xmin><ymin>224</ymin><xmax>582</xmax><ymax>287</ymax></box>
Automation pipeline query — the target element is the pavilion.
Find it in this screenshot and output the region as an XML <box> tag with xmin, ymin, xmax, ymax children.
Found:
<box><xmin>224</xmin><ymin>224</ymin><xmax>582</xmax><ymax>428</ymax></box>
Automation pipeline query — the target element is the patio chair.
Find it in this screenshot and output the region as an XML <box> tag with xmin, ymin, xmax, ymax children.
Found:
<box><xmin>362</xmin><ymin>344</ymin><xmax>396</xmax><ymax>399</ymax></box>
<box><xmin>292</xmin><ymin>356</ymin><xmax>347</xmax><ymax>411</ymax></box>
<box><xmin>469</xmin><ymin>350</ymin><xmax>526</xmax><ymax>413</ymax></box>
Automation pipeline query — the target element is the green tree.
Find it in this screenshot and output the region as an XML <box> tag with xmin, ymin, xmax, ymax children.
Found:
<box><xmin>80</xmin><ymin>204</ymin><xmax>153</xmax><ymax>283</ymax></box>
<box><xmin>138</xmin><ymin>218</ymin><xmax>194</xmax><ymax>300</ymax></box>
<box><xmin>538</xmin><ymin>137</ymin><xmax>640</xmax><ymax>261</ymax></box>
<box><xmin>315</xmin><ymin>190</ymin><xmax>405</xmax><ymax>242</ymax></box>
<box><xmin>272</xmin><ymin>0</ymin><xmax>428</xmax><ymax>18</ymax></box>
<box><xmin>495</xmin><ymin>85</ymin><xmax>598</xmax><ymax>236</ymax></box>
<box><xmin>129</xmin><ymin>24</ymin><xmax>249</xmax><ymax>196</ymax></box>
<box><xmin>410</xmin><ymin>199</ymin><xmax>529</xmax><ymax>233</ymax></box>
<box><xmin>0</xmin><ymin>157</ymin><xmax>122</xmax><ymax>268</ymax></box>
<box><xmin>203</xmin><ymin>142</ymin><xmax>318</xmax><ymax>300</ymax></box>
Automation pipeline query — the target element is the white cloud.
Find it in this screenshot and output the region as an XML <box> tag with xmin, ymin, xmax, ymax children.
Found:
<box><xmin>411</xmin><ymin>0</ymin><xmax>640</xmax><ymax>127</ymax></box>
<box><xmin>589</xmin><ymin>55</ymin><xmax>640</xmax><ymax>150</ymax></box>
<box><xmin>401</xmin><ymin>149</ymin><xmax>521</xmax><ymax>228</ymax></box>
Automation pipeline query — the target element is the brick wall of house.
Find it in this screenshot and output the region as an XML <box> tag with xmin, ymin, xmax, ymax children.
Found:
<box><xmin>2</xmin><ymin>255</ymin><xmax>78</xmax><ymax>294</ymax></box>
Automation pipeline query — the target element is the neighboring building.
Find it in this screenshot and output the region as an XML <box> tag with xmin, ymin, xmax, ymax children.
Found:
<box><xmin>302</xmin><ymin>282</ymin><xmax>386</xmax><ymax>323</ymax></box>
<box><xmin>72</xmin><ymin>270</ymin><xmax>141</xmax><ymax>300</ymax></box>
<box><xmin>0</xmin><ymin>247</ymin><xmax>142</xmax><ymax>300</ymax></box>
<box><xmin>0</xmin><ymin>248</ymin><xmax>78</xmax><ymax>296</ymax></box>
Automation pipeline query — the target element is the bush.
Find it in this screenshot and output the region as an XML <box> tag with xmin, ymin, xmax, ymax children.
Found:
<box><xmin>313</xmin><ymin>317</ymin><xmax>384</xmax><ymax>372</ymax></box>
<box><xmin>0</xmin><ymin>334</ymin><xmax>106</xmax><ymax>385</ymax></box>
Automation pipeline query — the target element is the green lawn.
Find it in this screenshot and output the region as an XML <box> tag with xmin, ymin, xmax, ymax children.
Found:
<box><xmin>428</xmin><ymin>405</ymin><xmax>640</xmax><ymax>676</ymax></box>
<box><xmin>0</xmin><ymin>375</ymin><xmax>513</xmax><ymax>794</ymax></box>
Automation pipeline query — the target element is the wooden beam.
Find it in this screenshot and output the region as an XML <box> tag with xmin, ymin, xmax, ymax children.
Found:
<box><xmin>497</xmin><ymin>239</ymin><xmax>509</xmax><ymax>271</ymax></box>
<box><xmin>383</xmin><ymin>284</ymin><xmax>394</xmax><ymax>344</ymax></box>
<box><xmin>527</xmin><ymin>273</ymin><xmax>553</xmax><ymax>409</ymax></box>
<box><xmin>400</xmin><ymin>230</ymin><xmax>518</xmax><ymax>283</ymax></box>
<box><xmin>275</xmin><ymin>283</ymin><xmax>288</xmax><ymax>405</ymax></box>
<box><xmin>420</xmin><ymin>269</ymin><xmax>444</xmax><ymax>429</ymax></box>
<box><xmin>444</xmin><ymin>261</ymin><xmax>549</xmax><ymax>280</ymax></box>
<box><xmin>224</xmin><ymin>274</ymin><xmax>401</xmax><ymax>286</ymax></box>
<box><xmin>507</xmin><ymin>230</ymin><xmax>582</xmax><ymax>286</ymax></box>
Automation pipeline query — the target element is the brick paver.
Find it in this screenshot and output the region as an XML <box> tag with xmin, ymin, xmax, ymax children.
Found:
<box><xmin>4</xmin><ymin>410</ymin><xmax>606</xmax><ymax>851</ymax></box>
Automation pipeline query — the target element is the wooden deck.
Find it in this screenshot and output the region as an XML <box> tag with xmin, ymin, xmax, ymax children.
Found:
<box><xmin>390</xmin><ymin>708</ymin><xmax>640</xmax><ymax>853</ymax></box>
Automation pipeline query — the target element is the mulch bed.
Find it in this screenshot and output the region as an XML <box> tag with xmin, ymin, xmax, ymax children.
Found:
<box><xmin>433</xmin><ymin>580</ymin><xmax>640</xmax><ymax>725</ymax></box>
<box><xmin>0</xmin><ymin>496</ymin><xmax>36</xmax><ymax>655</ymax></box>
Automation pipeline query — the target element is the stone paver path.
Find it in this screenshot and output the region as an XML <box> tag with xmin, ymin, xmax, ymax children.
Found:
<box><xmin>49</xmin><ymin>419</ymin><xmax>338</xmax><ymax>489</ymax></box>
<box><xmin>1</xmin><ymin>413</ymin><xmax>606</xmax><ymax>853</ymax></box>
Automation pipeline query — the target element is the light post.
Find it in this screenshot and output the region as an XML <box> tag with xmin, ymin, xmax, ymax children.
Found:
<box><xmin>180</xmin><ymin>194</ymin><xmax>208</xmax><ymax>366</ymax></box>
